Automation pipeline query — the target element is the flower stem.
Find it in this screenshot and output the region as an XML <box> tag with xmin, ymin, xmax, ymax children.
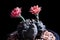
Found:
<box><xmin>20</xmin><ymin>15</ymin><xmax>25</xmax><ymax>22</ymax></box>
<box><xmin>36</xmin><ymin>14</ymin><xmax>39</xmax><ymax>23</ymax></box>
<box><xmin>36</xmin><ymin>14</ymin><xmax>46</xmax><ymax>31</ymax></box>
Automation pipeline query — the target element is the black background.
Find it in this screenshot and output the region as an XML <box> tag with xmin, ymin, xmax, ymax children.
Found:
<box><xmin>0</xmin><ymin>0</ymin><xmax>60</xmax><ymax>40</ymax></box>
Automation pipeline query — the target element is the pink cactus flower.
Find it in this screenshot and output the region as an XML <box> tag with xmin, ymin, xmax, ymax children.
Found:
<box><xmin>11</xmin><ymin>7</ymin><xmax>21</xmax><ymax>17</ymax></box>
<box><xmin>30</xmin><ymin>5</ymin><xmax>41</xmax><ymax>14</ymax></box>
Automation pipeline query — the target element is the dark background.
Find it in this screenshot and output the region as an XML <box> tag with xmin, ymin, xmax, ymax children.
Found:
<box><xmin>0</xmin><ymin>0</ymin><xmax>59</xmax><ymax>40</ymax></box>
